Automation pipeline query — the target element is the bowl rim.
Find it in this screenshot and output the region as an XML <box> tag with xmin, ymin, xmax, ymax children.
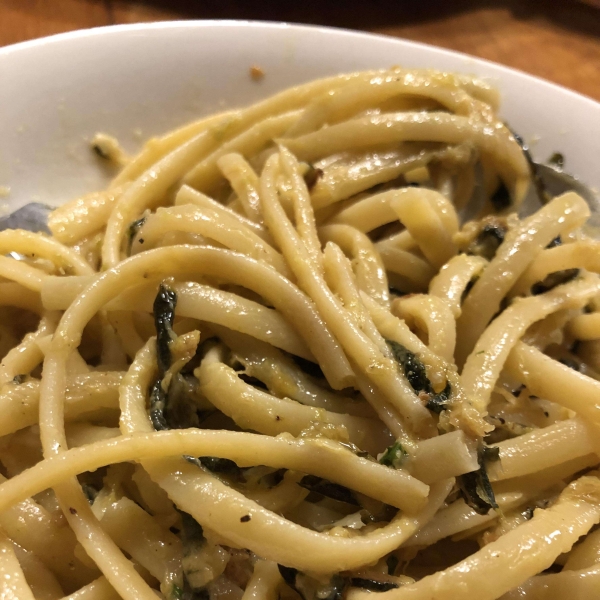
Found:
<box><xmin>1</xmin><ymin>19</ymin><xmax>598</xmax><ymax>110</ymax></box>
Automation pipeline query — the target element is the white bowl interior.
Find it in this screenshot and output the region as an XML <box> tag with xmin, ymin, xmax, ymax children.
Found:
<box><xmin>1</xmin><ymin>21</ymin><xmax>599</xmax><ymax>212</ymax></box>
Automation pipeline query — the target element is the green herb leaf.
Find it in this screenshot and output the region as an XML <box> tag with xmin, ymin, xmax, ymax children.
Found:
<box><xmin>458</xmin><ymin>446</ymin><xmax>499</xmax><ymax>515</ymax></box>
<box><xmin>198</xmin><ymin>457</ymin><xmax>243</xmax><ymax>479</ymax></box>
<box><xmin>126</xmin><ymin>216</ymin><xmax>146</xmax><ymax>253</ymax></box>
<box><xmin>386</xmin><ymin>339</ymin><xmax>452</xmax><ymax>414</ymax></box>
<box><xmin>177</xmin><ymin>513</ymin><xmax>213</xmax><ymax>599</ymax></box>
<box><xmin>151</xmin><ymin>286</ymin><xmax>217</xmax><ymax>471</ymax></box>
<box><xmin>378</xmin><ymin>441</ymin><xmax>407</xmax><ymax>469</ymax></box>
<box><xmin>298</xmin><ymin>475</ymin><xmax>359</xmax><ymax>506</ymax></box>
<box><xmin>180</xmin><ymin>511</ymin><xmax>205</xmax><ymax>548</ymax></box>
<box><xmin>468</xmin><ymin>224</ymin><xmax>506</xmax><ymax>260</ymax></box>
<box><xmin>425</xmin><ymin>381</ymin><xmax>452</xmax><ymax>414</ymax></box>
<box><xmin>153</xmin><ymin>283</ymin><xmax>177</xmax><ymax>374</ymax></box>
<box><xmin>81</xmin><ymin>483</ymin><xmax>99</xmax><ymax>505</ymax></box>
<box><xmin>482</xmin><ymin>445</ymin><xmax>500</xmax><ymax>463</ymax></box>
<box><xmin>386</xmin><ymin>340</ymin><xmax>429</xmax><ymax>393</ymax></box>
<box><xmin>149</xmin><ymin>379</ymin><xmax>169</xmax><ymax>431</ymax></box>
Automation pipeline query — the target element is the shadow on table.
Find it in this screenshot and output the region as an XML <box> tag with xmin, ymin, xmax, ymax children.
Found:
<box><xmin>111</xmin><ymin>0</ymin><xmax>600</xmax><ymax>40</ymax></box>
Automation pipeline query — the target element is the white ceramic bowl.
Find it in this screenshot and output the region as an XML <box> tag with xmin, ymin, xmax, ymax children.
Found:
<box><xmin>1</xmin><ymin>21</ymin><xmax>599</xmax><ymax>212</ymax></box>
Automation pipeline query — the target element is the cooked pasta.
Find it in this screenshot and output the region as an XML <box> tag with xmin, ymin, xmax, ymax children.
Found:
<box><xmin>0</xmin><ymin>67</ymin><xmax>599</xmax><ymax>600</ymax></box>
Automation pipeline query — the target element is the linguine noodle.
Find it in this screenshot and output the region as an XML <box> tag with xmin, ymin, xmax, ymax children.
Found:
<box><xmin>0</xmin><ymin>67</ymin><xmax>598</xmax><ymax>600</ymax></box>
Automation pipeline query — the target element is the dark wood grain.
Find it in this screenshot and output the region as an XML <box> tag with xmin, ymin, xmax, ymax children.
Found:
<box><xmin>1</xmin><ymin>0</ymin><xmax>599</xmax><ymax>100</ymax></box>
<box><xmin>0</xmin><ymin>0</ymin><xmax>110</xmax><ymax>46</ymax></box>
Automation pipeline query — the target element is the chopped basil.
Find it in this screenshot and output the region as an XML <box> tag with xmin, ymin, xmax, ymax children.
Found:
<box><xmin>154</xmin><ymin>283</ymin><xmax>177</xmax><ymax>374</ymax></box>
<box><xmin>468</xmin><ymin>224</ymin><xmax>506</xmax><ymax>260</ymax></box>
<box><xmin>150</xmin><ymin>285</ymin><xmax>204</xmax><ymax>427</ymax></box>
<box><xmin>171</xmin><ymin>584</ymin><xmax>183</xmax><ymax>599</ymax></box>
<box><xmin>126</xmin><ymin>216</ymin><xmax>146</xmax><ymax>253</ymax></box>
<box><xmin>171</xmin><ymin>582</ymin><xmax>209</xmax><ymax>600</ymax></box>
<box><xmin>178</xmin><ymin>513</ymin><xmax>213</xmax><ymax>599</ymax></box>
<box><xmin>198</xmin><ymin>457</ymin><xmax>243</xmax><ymax>479</ymax></box>
<box><xmin>180</xmin><ymin>511</ymin><xmax>205</xmax><ymax>547</ymax></box>
<box><xmin>378</xmin><ymin>441</ymin><xmax>407</xmax><ymax>469</ymax></box>
<box><xmin>458</xmin><ymin>446</ymin><xmax>499</xmax><ymax>515</ymax></box>
<box><xmin>149</xmin><ymin>379</ymin><xmax>169</xmax><ymax>431</ymax></box>
<box><xmin>338</xmin><ymin>441</ymin><xmax>372</xmax><ymax>460</ymax></box>
<box><xmin>298</xmin><ymin>475</ymin><xmax>359</xmax><ymax>506</ymax></box>
<box><xmin>151</xmin><ymin>286</ymin><xmax>241</xmax><ymax>475</ymax></box>
<box><xmin>482</xmin><ymin>445</ymin><xmax>500</xmax><ymax>463</ymax></box>
<box><xmin>426</xmin><ymin>381</ymin><xmax>452</xmax><ymax>414</ymax></box>
<box><xmin>81</xmin><ymin>483</ymin><xmax>99</xmax><ymax>504</ymax></box>
<box><xmin>486</xmin><ymin>416</ymin><xmax>533</xmax><ymax>443</ymax></box>
<box><xmin>386</xmin><ymin>340</ymin><xmax>452</xmax><ymax>414</ymax></box>
<box><xmin>386</xmin><ymin>340</ymin><xmax>429</xmax><ymax>393</ymax></box>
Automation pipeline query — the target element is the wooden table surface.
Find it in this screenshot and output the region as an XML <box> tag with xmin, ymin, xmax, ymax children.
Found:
<box><xmin>2</xmin><ymin>0</ymin><xmax>600</xmax><ymax>101</ymax></box>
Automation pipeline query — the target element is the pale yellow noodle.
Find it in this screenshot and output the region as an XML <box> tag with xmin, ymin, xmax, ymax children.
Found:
<box><xmin>568</xmin><ymin>312</ymin><xmax>600</xmax><ymax>341</ymax></box>
<box><xmin>392</xmin><ymin>294</ymin><xmax>456</xmax><ymax>361</ymax></box>
<box><xmin>456</xmin><ymin>192</ymin><xmax>590</xmax><ymax>365</ymax></box>
<box><xmin>0</xmin><ymin>67</ymin><xmax>596</xmax><ymax>599</ymax></box>
<box><xmin>197</xmin><ymin>353</ymin><xmax>393</xmax><ymax>456</ymax></box>
<box><xmin>564</xmin><ymin>528</ymin><xmax>600</xmax><ymax>571</ymax></box>
<box><xmin>318</xmin><ymin>224</ymin><xmax>389</xmax><ymax>306</ymax></box>
<box><xmin>504</xmin><ymin>341</ymin><xmax>600</xmax><ymax>436</ymax></box>
<box><xmin>461</xmin><ymin>274</ymin><xmax>600</xmax><ymax>413</ymax></box>
<box><xmin>184</xmin><ymin>111</ymin><xmax>299</xmax><ymax>192</ymax></box>
<box><xmin>131</xmin><ymin>204</ymin><xmax>290</xmax><ymax>276</ymax></box>
<box><xmin>512</xmin><ymin>239</ymin><xmax>600</xmax><ymax>297</ymax></box>
<box><xmin>429</xmin><ymin>254</ymin><xmax>488</xmax><ymax>318</ymax></box>
<box><xmin>0</xmin><ymin>532</ymin><xmax>36</xmax><ymax>600</ymax></box>
<box><xmin>390</xmin><ymin>188</ymin><xmax>458</xmax><ymax>269</ymax></box>
<box><xmin>260</xmin><ymin>150</ymin><xmax>434</xmax><ymax>437</ymax></box>
<box><xmin>217</xmin><ymin>152</ymin><xmax>262</xmax><ymax>221</ymax></box>
<box><xmin>279</xmin><ymin>112</ymin><xmax>530</xmax><ymax>203</ymax></box>
<box><xmin>61</xmin><ymin>577</ymin><xmax>121</xmax><ymax>600</ymax></box>
<box><xmin>351</xmin><ymin>476</ymin><xmax>600</xmax><ymax>600</ymax></box>
<box><xmin>241</xmin><ymin>561</ymin><xmax>280</xmax><ymax>600</ymax></box>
